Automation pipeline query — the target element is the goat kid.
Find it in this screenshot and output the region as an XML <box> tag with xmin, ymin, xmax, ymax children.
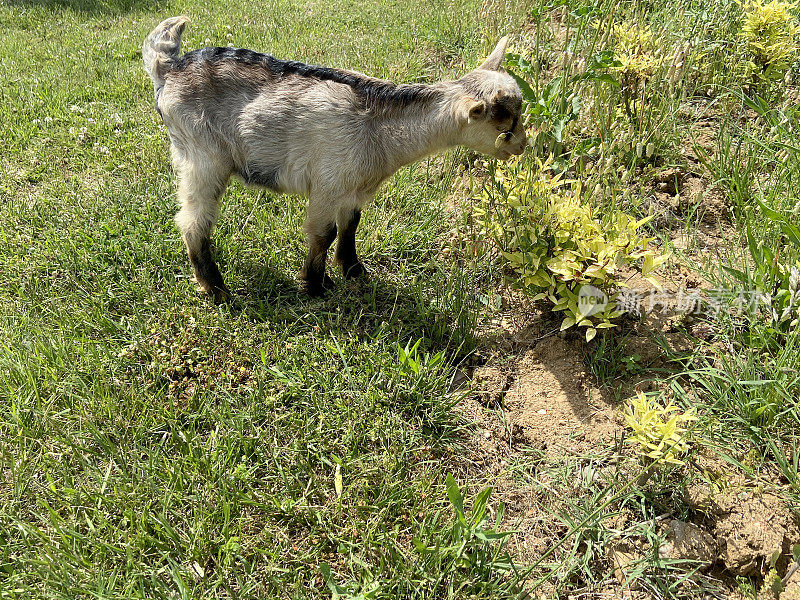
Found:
<box><xmin>143</xmin><ymin>17</ymin><xmax>527</xmax><ymax>302</ymax></box>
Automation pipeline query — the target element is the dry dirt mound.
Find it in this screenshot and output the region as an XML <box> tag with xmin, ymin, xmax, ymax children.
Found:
<box><xmin>504</xmin><ymin>337</ymin><xmax>619</xmax><ymax>453</ymax></box>
<box><xmin>685</xmin><ymin>482</ymin><xmax>800</xmax><ymax>577</ymax></box>
<box><xmin>465</xmin><ymin>336</ymin><xmax>621</xmax><ymax>460</ymax></box>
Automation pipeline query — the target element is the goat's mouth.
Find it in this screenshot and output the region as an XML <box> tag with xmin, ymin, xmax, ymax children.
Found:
<box><xmin>493</xmin><ymin>143</ymin><xmax>525</xmax><ymax>160</ymax></box>
<box><xmin>494</xmin><ymin>131</ymin><xmax>513</xmax><ymax>148</ymax></box>
<box><xmin>494</xmin><ymin>131</ymin><xmax>526</xmax><ymax>159</ymax></box>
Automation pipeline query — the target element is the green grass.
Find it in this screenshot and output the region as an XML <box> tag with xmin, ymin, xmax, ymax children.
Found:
<box><xmin>3</xmin><ymin>0</ymin><xmax>800</xmax><ymax>597</ymax></box>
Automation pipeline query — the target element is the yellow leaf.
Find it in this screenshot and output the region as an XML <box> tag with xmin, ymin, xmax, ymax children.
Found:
<box><xmin>334</xmin><ymin>464</ymin><xmax>343</xmax><ymax>498</ymax></box>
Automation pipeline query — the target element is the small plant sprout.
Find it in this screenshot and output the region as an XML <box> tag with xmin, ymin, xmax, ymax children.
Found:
<box><xmin>397</xmin><ymin>338</ymin><xmax>444</xmax><ymax>376</ymax></box>
<box><xmin>413</xmin><ymin>474</ymin><xmax>514</xmax><ymax>570</ymax></box>
<box><xmin>624</xmin><ymin>391</ymin><xmax>698</xmax><ymax>466</ymax></box>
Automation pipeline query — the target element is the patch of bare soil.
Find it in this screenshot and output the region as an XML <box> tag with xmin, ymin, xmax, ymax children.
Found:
<box><xmin>645</xmin><ymin>108</ymin><xmax>736</xmax><ymax>265</ymax></box>
<box><xmin>683</xmin><ymin>475</ymin><xmax>800</xmax><ymax>578</ymax></box>
<box><xmin>461</xmin><ymin>295</ymin><xmax>622</xmax><ymax>454</ymax></box>
<box><xmin>454</xmin><ymin>333</ymin><xmax>625</xmax><ymax>589</ymax></box>
<box><xmin>649</xmin><ymin>166</ymin><xmax>730</xmax><ymax>228</ymax></box>
<box><xmin>502</xmin><ymin>337</ymin><xmax>619</xmax><ymax>453</ymax></box>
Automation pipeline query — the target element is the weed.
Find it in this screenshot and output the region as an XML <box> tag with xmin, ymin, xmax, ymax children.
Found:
<box><xmin>624</xmin><ymin>391</ymin><xmax>698</xmax><ymax>466</ymax></box>
<box><xmin>586</xmin><ymin>332</ymin><xmax>643</xmax><ymax>386</ymax></box>
<box><xmin>740</xmin><ymin>0</ymin><xmax>799</xmax><ymax>93</ymax></box>
<box><xmin>320</xmin><ymin>474</ymin><xmax>520</xmax><ymax>599</ymax></box>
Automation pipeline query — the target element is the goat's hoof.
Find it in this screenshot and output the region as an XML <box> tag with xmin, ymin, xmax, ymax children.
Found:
<box><xmin>196</xmin><ymin>278</ymin><xmax>232</xmax><ymax>304</ymax></box>
<box><xmin>301</xmin><ymin>274</ymin><xmax>335</xmax><ymax>297</ymax></box>
<box><xmin>343</xmin><ymin>262</ymin><xmax>367</xmax><ymax>280</ymax></box>
<box><xmin>210</xmin><ymin>286</ymin><xmax>233</xmax><ymax>304</ymax></box>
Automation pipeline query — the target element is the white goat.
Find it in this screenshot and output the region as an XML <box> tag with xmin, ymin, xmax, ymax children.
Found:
<box><xmin>143</xmin><ymin>17</ymin><xmax>526</xmax><ymax>301</ymax></box>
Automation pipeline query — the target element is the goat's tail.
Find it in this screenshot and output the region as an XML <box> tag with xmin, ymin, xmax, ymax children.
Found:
<box><xmin>142</xmin><ymin>16</ymin><xmax>190</xmax><ymax>93</ymax></box>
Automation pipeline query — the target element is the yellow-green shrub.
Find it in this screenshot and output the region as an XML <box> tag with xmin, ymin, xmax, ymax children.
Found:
<box><xmin>612</xmin><ymin>24</ymin><xmax>665</xmax><ymax>84</ymax></box>
<box><xmin>624</xmin><ymin>392</ymin><xmax>697</xmax><ymax>465</ymax></box>
<box><xmin>740</xmin><ymin>0</ymin><xmax>798</xmax><ymax>88</ymax></box>
<box><xmin>611</xmin><ymin>24</ymin><xmax>667</xmax><ymax>121</ymax></box>
<box><xmin>475</xmin><ymin>158</ymin><xmax>669</xmax><ymax>342</ymax></box>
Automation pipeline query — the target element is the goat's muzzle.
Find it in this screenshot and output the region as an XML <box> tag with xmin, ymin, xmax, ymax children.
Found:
<box><xmin>495</xmin><ymin>129</ymin><xmax>527</xmax><ymax>158</ymax></box>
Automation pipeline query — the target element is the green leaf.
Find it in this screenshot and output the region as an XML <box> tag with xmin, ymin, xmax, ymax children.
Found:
<box><xmin>475</xmin><ymin>530</ymin><xmax>513</xmax><ymax>541</ymax></box>
<box><xmin>722</xmin><ymin>265</ymin><xmax>748</xmax><ymax>284</ymax></box>
<box><xmin>412</xmin><ymin>537</ymin><xmax>429</xmax><ymax>554</ymax></box>
<box><xmin>320</xmin><ymin>563</ymin><xmax>349</xmax><ymax>597</ymax></box>
<box><xmin>757</xmin><ymin>198</ymin><xmax>786</xmax><ymax>222</ymax></box>
<box><xmin>445</xmin><ymin>473</ymin><xmax>464</xmax><ymax>516</ymax></box>
<box><xmin>781</xmin><ymin>222</ymin><xmax>800</xmax><ymax>248</ymax></box>
<box><xmin>471</xmin><ymin>486</ymin><xmax>493</xmax><ymax>526</ymax></box>
<box><xmin>505</xmin><ymin>66</ymin><xmax>536</xmax><ymax>103</ymax></box>
<box><xmin>746</xmin><ymin>221</ymin><xmax>763</xmax><ymax>268</ymax></box>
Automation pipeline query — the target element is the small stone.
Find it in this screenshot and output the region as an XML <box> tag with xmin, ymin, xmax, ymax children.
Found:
<box><xmin>665</xmin><ymin>520</ymin><xmax>717</xmax><ymax>569</ymax></box>
<box><xmin>683</xmin><ymin>482</ymin><xmax>717</xmax><ymax>512</ymax></box>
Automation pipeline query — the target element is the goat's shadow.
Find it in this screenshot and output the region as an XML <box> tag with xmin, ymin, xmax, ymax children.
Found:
<box><xmin>233</xmin><ymin>259</ymin><xmax>476</xmax><ymax>357</ymax></box>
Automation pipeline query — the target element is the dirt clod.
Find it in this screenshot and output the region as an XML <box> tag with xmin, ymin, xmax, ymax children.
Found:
<box><xmin>654</xmin><ymin>167</ymin><xmax>686</xmax><ymax>195</ymax></box>
<box><xmin>715</xmin><ymin>493</ymin><xmax>799</xmax><ymax>576</ymax></box>
<box><xmin>472</xmin><ymin>366</ymin><xmax>510</xmax><ymax>408</ymax></box>
<box><xmin>781</xmin><ymin>566</ymin><xmax>800</xmax><ymax>600</ymax></box>
<box><xmin>607</xmin><ymin>541</ymin><xmax>644</xmax><ymax>588</ymax></box>
<box><xmin>685</xmin><ymin>485</ymin><xmax>800</xmax><ymax>576</ymax></box>
<box><xmin>663</xmin><ymin>519</ymin><xmax>718</xmax><ymax>569</ymax></box>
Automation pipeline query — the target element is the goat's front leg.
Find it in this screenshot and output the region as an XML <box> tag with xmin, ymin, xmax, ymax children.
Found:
<box><xmin>299</xmin><ymin>217</ymin><xmax>337</xmax><ymax>297</ymax></box>
<box><xmin>335</xmin><ymin>208</ymin><xmax>367</xmax><ymax>279</ymax></box>
<box><xmin>174</xmin><ymin>157</ymin><xmax>232</xmax><ymax>303</ymax></box>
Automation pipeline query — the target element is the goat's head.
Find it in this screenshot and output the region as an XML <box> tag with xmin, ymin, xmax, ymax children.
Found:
<box><xmin>456</xmin><ymin>36</ymin><xmax>527</xmax><ymax>160</ymax></box>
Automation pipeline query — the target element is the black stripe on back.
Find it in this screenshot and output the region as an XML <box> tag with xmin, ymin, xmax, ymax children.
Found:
<box><xmin>173</xmin><ymin>47</ymin><xmax>438</xmax><ymax>110</ymax></box>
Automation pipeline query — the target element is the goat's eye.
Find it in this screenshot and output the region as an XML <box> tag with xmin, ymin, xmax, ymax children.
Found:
<box><xmin>492</xmin><ymin>105</ymin><xmax>512</xmax><ymax>123</ymax></box>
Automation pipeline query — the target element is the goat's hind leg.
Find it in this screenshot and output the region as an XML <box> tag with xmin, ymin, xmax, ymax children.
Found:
<box><xmin>335</xmin><ymin>208</ymin><xmax>367</xmax><ymax>279</ymax></box>
<box><xmin>174</xmin><ymin>158</ymin><xmax>232</xmax><ymax>303</ymax></box>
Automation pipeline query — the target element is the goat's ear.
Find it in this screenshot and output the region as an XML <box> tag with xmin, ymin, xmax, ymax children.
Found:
<box><xmin>467</xmin><ymin>100</ymin><xmax>487</xmax><ymax>122</ymax></box>
<box><xmin>479</xmin><ymin>36</ymin><xmax>509</xmax><ymax>71</ymax></box>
